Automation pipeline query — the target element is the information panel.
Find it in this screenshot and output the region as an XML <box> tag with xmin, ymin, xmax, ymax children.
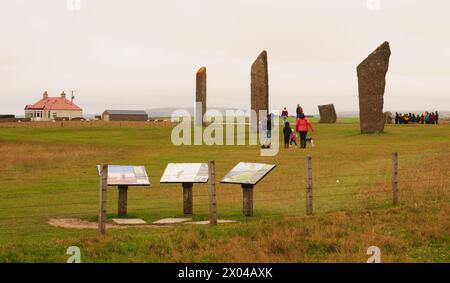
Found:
<box><xmin>160</xmin><ymin>163</ymin><xmax>209</xmax><ymax>183</ymax></box>
<box><xmin>220</xmin><ymin>162</ymin><xmax>276</xmax><ymax>185</ymax></box>
<box><xmin>97</xmin><ymin>165</ymin><xmax>150</xmax><ymax>186</ymax></box>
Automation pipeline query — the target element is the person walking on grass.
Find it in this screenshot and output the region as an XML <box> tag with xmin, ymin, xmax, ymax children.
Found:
<box><xmin>296</xmin><ymin>113</ymin><xmax>314</xmax><ymax>149</ymax></box>
<box><xmin>296</xmin><ymin>104</ymin><xmax>303</xmax><ymax>119</ymax></box>
<box><xmin>289</xmin><ymin>129</ymin><xmax>297</xmax><ymax>147</ymax></box>
<box><xmin>283</xmin><ymin>121</ymin><xmax>292</xmax><ymax>149</ymax></box>
<box><xmin>266</xmin><ymin>113</ymin><xmax>273</xmax><ymax>139</ymax></box>
<box><xmin>281</xmin><ymin>107</ymin><xmax>289</xmax><ymax>123</ymax></box>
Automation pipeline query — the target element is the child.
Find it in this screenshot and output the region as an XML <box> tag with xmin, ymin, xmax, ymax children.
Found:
<box><xmin>283</xmin><ymin>121</ymin><xmax>292</xmax><ymax>149</ymax></box>
<box><xmin>289</xmin><ymin>130</ymin><xmax>297</xmax><ymax>147</ymax></box>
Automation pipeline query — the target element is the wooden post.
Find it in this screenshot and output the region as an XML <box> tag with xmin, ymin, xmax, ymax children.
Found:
<box><xmin>392</xmin><ymin>152</ymin><xmax>398</xmax><ymax>205</ymax></box>
<box><xmin>182</xmin><ymin>182</ymin><xmax>193</xmax><ymax>215</ymax></box>
<box><xmin>242</xmin><ymin>184</ymin><xmax>254</xmax><ymax>216</ymax></box>
<box><xmin>208</xmin><ymin>161</ymin><xmax>217</xmax><ymax>225</ymax></box>
<box><xmin>305</xmin><ymin>156</ymin><xmax>313</xmax><ymax>216</ymax></box>
<box><xmin>98</xmin><ymin>164</ymin><xmax>108</xmax><ymax>235</ymax></box>
<box><xmin>118</xmin><ymin>185</ymin><xmax>128</xmax><ymax>216</ymax></box>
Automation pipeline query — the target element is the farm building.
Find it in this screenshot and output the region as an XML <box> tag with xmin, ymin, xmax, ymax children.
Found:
<box><xmin>25</xmin><ymin>91</ymin><xmax>83</xmax><ymax>121</ymax></box>
<box><xmin>102</xmin><ymin>110</ymin><xmax>148</xmax><ymax>121</ymax></box>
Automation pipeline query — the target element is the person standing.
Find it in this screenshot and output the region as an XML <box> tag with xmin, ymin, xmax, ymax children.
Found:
<box><xmin>435</xmin><ymin>111</ymin><xmax>439</xmax><ymax>124</ymax></box>
<box><xmin>404</xmin><ymin>114</ymin><xmax>409</xmax><ymax>124</ymax></box>
<box><xmin>283</xmin><ymin>121</ymin><xmax>292</xmax><ymax>149</ymax></box>
<box><xmin>281</xmin><ymin>107</ymin><xmax>289</xmax><ymax>123</ymax></box>
<box><xmin>430</xmin><ymin>112</ymin><xmax>435</xmax><ymax>124</ymax></box>
<box><xmin>395</xmin><ymin>112</ymin><xmax>399</xmax><ymax>124</ymax></box>
<box><xmin>296</xmin><ymin>113</ymin><xmax>314</xmax><ymax>149</ymax></box>
<box><xmin>296</xmin><ymin>104</ymin><xmax>303</xmax><ymax>119</ymax></box>
<box><xmin>266</xmin><ymin>113</ymin><xmax>273</xmax><ymax>139</ymax></box>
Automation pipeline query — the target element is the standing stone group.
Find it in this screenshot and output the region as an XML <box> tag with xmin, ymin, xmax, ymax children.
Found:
<box><xmin>194</xmin><ymin>41</ymin><xmax>392</xmax><ymax>135</ymax></box>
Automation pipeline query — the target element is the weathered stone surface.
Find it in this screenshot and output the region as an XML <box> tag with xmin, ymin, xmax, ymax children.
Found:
<box><xmin>357</xmin><ymin>41</ymin><xmax>391</xmax><ymax>133</ymax></box>
<box><xmin>184</xmin><ymin>219</ymin><xmax>237</xmax><ymax>225</ymax></box>
<box><xmin>251</xmin><ymin>50</ymin><xmax>269</xmax><ymax>132</ymax></box>
<box><xmin>318</xmin><ymin>104</ymin><xmax>337</xmax><ymax>123</ymax></box>
<box><xmin>112</xmin><ymin>218</ymin><xmax>147</xmax><ymax>225</ymax></box>
<box><xmin>195</xmin><ymin>67</ymin><xmax>207</xmax><ymax>126</ymax></box>
<box><xmin>152</xmin><ymin>218</ymin><xmax>192</xmax><ymax>225</ymax></box>
<box><xmin>383</xmin><ymin>111</ymin><xmax>393</xmax><ymax>124</ymax></box>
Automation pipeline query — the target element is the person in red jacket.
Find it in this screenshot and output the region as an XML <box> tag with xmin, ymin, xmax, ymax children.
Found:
<box><xmin>296</xmin><ymin>113</ymin><xmax>314</xmax><ymax>148</ymax></box>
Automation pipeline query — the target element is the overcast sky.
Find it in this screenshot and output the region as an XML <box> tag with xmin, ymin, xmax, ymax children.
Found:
<box><xmin>1</xmin><ymin>0</ymin><xmax>449</xmax><ymax>115</ymax></box>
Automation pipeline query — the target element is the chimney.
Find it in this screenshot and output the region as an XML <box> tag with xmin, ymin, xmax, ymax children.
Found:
<box><xmin>43</xmin><ymin>91</ymin><xmax>48</xmax><ymax>99</ymax></box>
<box><xmin>60</xmin><ymin>91</ymin><xmax>66</xmax><ymax>99</ymax></box>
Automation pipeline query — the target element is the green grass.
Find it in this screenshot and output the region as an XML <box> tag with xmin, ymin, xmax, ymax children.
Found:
<box><xmin>0</xmin><ymin>121</ymin><xmax>448</xmax><ymax>262</ymax></box>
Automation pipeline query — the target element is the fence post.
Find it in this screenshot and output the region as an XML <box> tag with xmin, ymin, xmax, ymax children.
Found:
<box><xmin>305</xmin><ymin>156</ymin><xmax>313</xmax><ymax>215</ymax></box>
<box><xmin>98</xmin><ymin>164</ymin><xmax>108</xmax><ymax>235</ymax></box>
<box><xmin>208</xmin><ymin>161</ymin><xmax>217</xmax><ymax>225</ymax></box>
<box><xmin>391</xmin><ymin>152</ymin><xmax>398</xmax><ymax>205</ymax></box>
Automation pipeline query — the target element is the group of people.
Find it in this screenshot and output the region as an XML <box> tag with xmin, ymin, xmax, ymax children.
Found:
<box><xmin>282</xmin><ymin>104</ymin><xmax>314</xmax><ymax>149</ymax></box>
<box><xmin>395</xmin><ymin>111</ymin><xmax>439</xmax><ymax>125</ymax></box>
<box><xmin>280</xmin><ymin>104</ymin><xmax>304</xmax><ymax>121</ymax></box>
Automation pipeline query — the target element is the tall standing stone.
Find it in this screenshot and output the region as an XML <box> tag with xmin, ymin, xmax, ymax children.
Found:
<box><xmin>357</xmin><ymin>41</ymin><xmax>391</xmax><ymax>133</ymax></box>
<box><xmin>318</xmin><ymin>104</ymin><xmax>337</xmax><ymax>123</ymax></box>
<box><xmin>251</xmin><ymin>50</ymin><xmax>269</xmax><ymax>132</ymax></box>
<box><xmin>195</xmin><ymin>67</ymin><xmax>207</xmax><ymax>126</ymax></box>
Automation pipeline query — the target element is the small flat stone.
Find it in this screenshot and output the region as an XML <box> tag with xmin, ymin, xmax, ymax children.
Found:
<box><xmin>112</xmin><ymin>218</ymin><xmax>147</xmax><ymax>225</ymax></box>
<box><xmin>153</xmin><ymin>218</ymin><xmax>192</xmax><ymax>225</ymax></box>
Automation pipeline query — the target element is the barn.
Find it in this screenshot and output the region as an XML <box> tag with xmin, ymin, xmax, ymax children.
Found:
<box><xmin>102</xmin><ymin>110</ymin><xmax>148</xmax><ymax>121</ymax></box>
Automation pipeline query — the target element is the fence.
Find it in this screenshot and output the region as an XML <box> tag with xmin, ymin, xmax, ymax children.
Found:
<box><xmin>0</xmin><ymin>152</ymin><xmax>448</xmax><ymax>239</ymax></box>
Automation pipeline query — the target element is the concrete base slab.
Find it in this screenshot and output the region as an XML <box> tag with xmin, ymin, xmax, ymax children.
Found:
<box><xmin>112</xmin><ymin>218</ymin><xmax>147</xmax><ymax>225</ymax></box>
<box><xmin>153</xmin><ymin>218</ymin><xmax>192</xmax><ymax>225</ymax></box>
<box><xmin>186</xmin><ymin>219</ymin><xmax>237</xmax><ymax>225</ymax></box>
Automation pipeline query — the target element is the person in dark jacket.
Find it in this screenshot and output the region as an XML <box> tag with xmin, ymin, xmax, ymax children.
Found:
<box><xmin>395</xmin><ymin>112</ymin><xmax>399</xmax><ymax>124</ymax></box>
<box><xmin>296</xmin><ymin>104</ymin><xmax>303</xmax><ymax>119</ymax></box>
<box><xmin>266</xmin><ymin>113</ymin><xmax>272</xmax><ymax>139</ymax></box>
<box><xmin>283</xmin><ymin>121</ymin><xmax>292</xmax><ymax>149</ymax></box>
<box><xmin>435</xmin><ymin>111</ymin><xmax>439</xmax><ymax>124</ymax></box>
<box><xmin>281</xmin><ymin>107</ymin><xmax>289</xmax><ymax>122</ymax></box>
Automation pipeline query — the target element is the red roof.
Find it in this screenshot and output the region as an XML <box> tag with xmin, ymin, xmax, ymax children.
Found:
<box><xmin>25</xmin><ymin>96</ymin><xmax>82</xmax><ymax>111</ymax></box>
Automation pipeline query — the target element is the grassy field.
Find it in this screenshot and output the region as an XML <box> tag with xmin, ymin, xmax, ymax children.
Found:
<box><xmin>0</xmin><ymin>119</ymin><xmax>448</xmax><ymax>262</ymax></box>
